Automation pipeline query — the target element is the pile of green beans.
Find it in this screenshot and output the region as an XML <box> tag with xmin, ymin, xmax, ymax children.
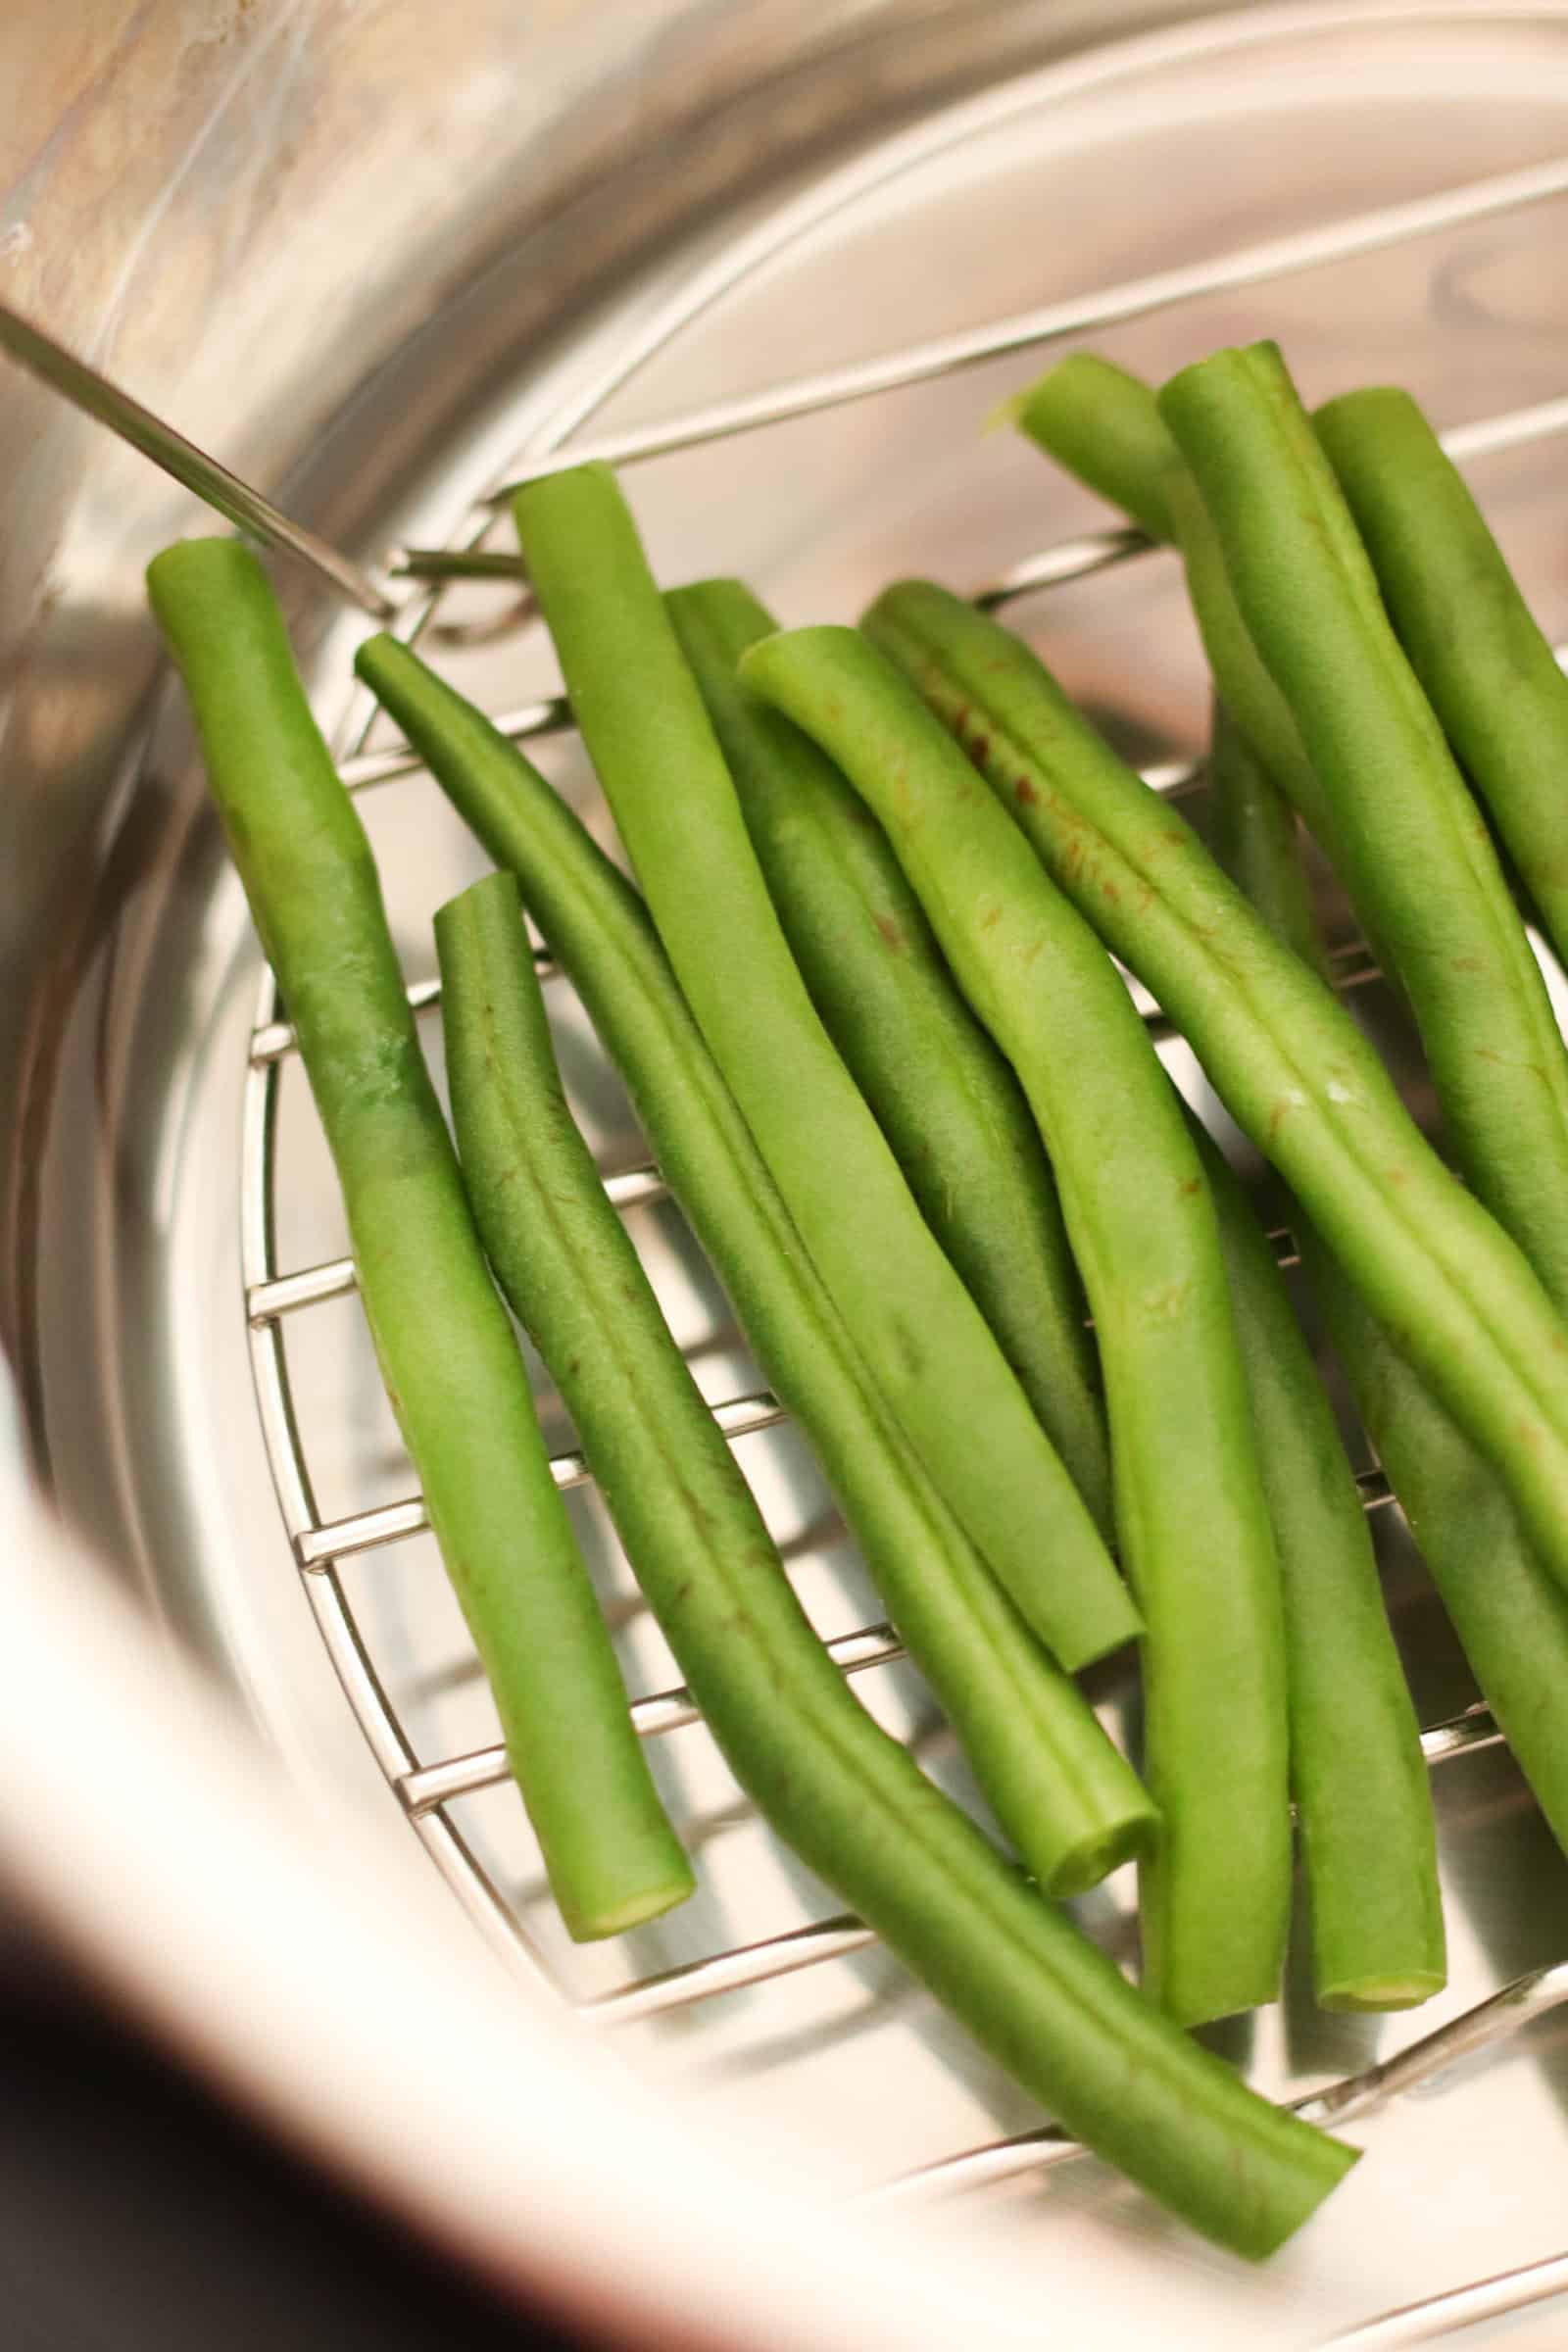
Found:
<box><xmin>740</xmin><ymin>623</ymin><xmax>1292</xmax><ymax>2031</ymax></box>
<box><xmin>427</xmin><ymin>863</ymin><xmax>1354</xmax><ymax>2259</ymax></box>
<box><xmin>1314</xmin><ymin>384</ymin><xmax>1568</xmax><ymax>980</ymax></box>
<box><xmin>862</xmin><ymin>576</ymin><xmax>1568</xmax><ymax>1605</ymax></box>
<box><xmin>148</xmin><ymin>540</ymin><xmax>692</xmax><ymax>1945</ymax></box>
<box><xmin>356</xmin><ymin>636</ymin><xmax>1154</xmax><ymax>1898</ymax></box>
<box><xmin>665</xmin><ymin>575</ymin><xmax>1112</xmax><ymax>1537</ymax></box>
<box><xmin>509</xmin><ymin>465</ymin><xmax>1139</xmax><ymax>1676</ymax></box>
<box><xmin>159</xmin><ymin>320</ymin><xmax>1568</xmax><ymax>2258</ymax></box>
<box><xmin>1162</xmin><ymin>343</ymin><xmax>1568</xmax><ymax>1318</ymax></box>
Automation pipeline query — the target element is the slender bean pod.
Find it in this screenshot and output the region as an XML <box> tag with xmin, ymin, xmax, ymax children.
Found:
<box><xmin>1016</xmin><ymin>378</ymin><xmax>1445</xmax><ymax>1998</ymax></box>
<box><xmin>1204</xmin><ymin>693</ymin><xmax>1568</xmax><ymax>1894</ymax></box>
<box><xmin>1319</xmin><ymin>1272</ymin><xmax>1568</xmax><ymax>1863</ymax></box>
<box><xmin>1009</xmin><ymin>351</ymin><xmax>1334</xmax><ymax>845</ymax></box>
<box><xmin>424</xmin><ymin>872</ymin><xmax>1351</xmax><ymax>2257</ymax></box>
<box><xmin>665</xmin><ymin>575</ymin><xmax>1111</xmax><ymax>1537</ymax></box>
<box><xmin>1206</xmin><ymin>699</ymin><xmax>1321</xmax><ymax>968</ymax></box>
<box><xmin>863</xmin><ymin>575</ymin><xmax>1568</xmax><ymax>1602</ymax></box>
<box><xmin>1160</xmin><ymin>342</ymin><xmax>1568</xmax><ymax>1315</ymax></box>
<box><xmin>1315</xmin><ymin>383</ymin><xmax>1568</xmax><ymax>976</ymax></box>
<box><xmin>1007</xmin><ymin>351</ymin><xmax>1178</xmax><ymax>542</ymax></box>
<box><xmin>1191</xmin><ymin>1117</ymin><xmax>1444</xmax><ymax>2010</ymax></box>
<box><xmin>147</xmin><ymin>539</ymin><xmax>692</xmax><ymax>1942</ymax></box>
<box><xmin>358</xmin><ymin>638</ymin><xmax>1153</xmax><ymax>1895</ymax></box>
<box><xmin>740</xmin><ymin>623</ymin><xmax>1292</xmax><ymax>2030</ymax></box>
<box><xmin>509</xmin><ymin>465</ymin><xmax>1137</xmax><ymax>1672</ymax></box>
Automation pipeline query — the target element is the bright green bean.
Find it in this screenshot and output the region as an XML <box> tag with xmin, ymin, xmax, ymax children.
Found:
<box><xmin>741</xmin><ymin>623</ymin><xmax>1292</xmax><ymax>2030</ymax></box>
<box><xmin>665</xmin><ymin>575</ymin><xmax>1112</xmax><ymax>1538</ymax></box>
<box><xmin>1007</xmin><ymin>351</ymin><xmax>1180</xmax><ymax>542</ymax></box>
<box><xmin>1014</xmin><ymin>376</ymin><xmax>1446</xmax><ymax>2000</ymax></box>
<box><xmin>1160</xmin><ymin>342</ymin><xmax>1568</xmax><ymax>1316</ymax></box>
<box><xmin>357</xmin><ymin>637</ymin><xmax>1154</xmax><ymax>1896</ymax></box>
<box><xmin>424</xmin><ymin>873</ymin><xmax>1351</xmax><ymax>2257</ymax></box>
<box><xmin>510</xmin><ymin>465</ymin><xmax>1137</xmax><ymax>1673</ymax></box>
<box><xmin>1203</xmin><ymin>695</ymin><xmax>1568</xmax><ymax>1904</ymax></box>
<box><xmin>1315</xmin><ymin>383</ymin><xmax>1568</xmax><ymax>977</ymax></box>
<box><xmin>1008</xmin><ymin>351</ymin><xmax>1334</xmax><ymax>846</ymax></box>
<box><xmin>147</xmin><ymin>539</ymin><xmax>692</xmax><ymax>1943</ymax></box>
<box><xmin>1191</xmin><ymin>1117</ymin><xmax>1444</xmax><ymax>2010</ymax></box>
<box><xmin>1320</xmin><ymin>1272</ymin><xmax>1568</xmax><ymax>1863</ymax></box>
<box><xmin>861</xmin><ymin>577</ymin><xmax>1568</xmax><ymax>1601</ymax></box>
<box><xmin>1206</xmin><ymin>699</ymin><xmax>1321</xmax><ymax>970</ymax></box>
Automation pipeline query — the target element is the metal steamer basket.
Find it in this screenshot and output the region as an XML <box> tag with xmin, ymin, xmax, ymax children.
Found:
<box><xmin>7</xmin><ymin>3</ymin><xmax>1568</xmax><ymax>2342</ymax></box>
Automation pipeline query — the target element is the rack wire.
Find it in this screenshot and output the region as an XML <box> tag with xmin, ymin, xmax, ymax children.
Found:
<box><xmin>234</xmin><ymin>43</ymin><xmax>1568</xmax><ymax>2336</ymax></box>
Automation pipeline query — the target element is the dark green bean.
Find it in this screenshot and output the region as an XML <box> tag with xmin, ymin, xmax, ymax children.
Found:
<box><xmin>426</xmin><ymin>867</ymin><xmax>1353</xmax><ymax>2258</ymax></box>
<box><xmin>1190</xmin><ymin>1116</ymin><xmax>1444</xmax><ymax>2010</ymax></box>
<box><xmin>1319</xmin><ymin>1272</ymin><xmax>1568</xmax><ymax>1863</ymax></box>
<box><xmin>740</xmin><ymin>623</ymin><xmax>1292</xmax><ymax>2030</ymax></box>
<box><xmin>147</xmin><ymin>539</ymin><xmax>692</xmax><ymax>1943</ymax></box>
<box><xmin>1008</xmin><ymin>350</ymin><xmax>1180</xmax><ymax>542</ymax></box>
<box><xmin>510</xmin><ymin>465</ymin><xmax>1137</xmax><ymax>1673</ymax></box>
<box><xmin>1315</xmin><ymin>383</ymin><xmax>1568</xmax><ymax>978</ymax></box>
<box><xmin>357</xmin><ymin>637</ymin><xmax>1153</xmax><ymax>1896</ymax></box>
<box><xmin>1203</xmin><ymin>694</ymin><xmax>1568</xmax><ymax>1894</ymax></box>
<box><xmin>1206</xmin><ymin>700</ymin><xmax>1320</xmax><ymax>967</ymax></box>
<box><xmin>1013</xmin><ymin>371</ymin><xmax>1446</xmax><ymax>2001</ymax></box>
<box><xmin>861</xmin><ymin>577</ymin><xmax>1568</xmax><ymax>1600</ymax></box>
<box><xmin>1160</xmin><ymin>343</ymin><xmax>1568</xmax><ymax>1316</ymax></box>
<box><xmin>1009</xmin><ymin>351</ymin><xmax>1335</xmax><ymax>848</ymax></box>
<box><xmin>665</xmin><ymin>575</ymin><xmax>1112</xmax><ymax>1537</ymax></box>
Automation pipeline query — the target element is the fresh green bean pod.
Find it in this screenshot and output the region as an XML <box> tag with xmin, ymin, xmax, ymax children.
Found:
<box><xmin>1202</xmin><ymin>698</ymin><xmax>1568</xmax><ymax>1910</ymax></box>
<box><xmin>1206</xmin><ymin>700</ymin><xmax>1321</xmax><ymax>967</ymax></box>
<box><xmin>1319</xmin><ymin>1272</ymin><xmax>1568</xmax><ymax>1861</ymax></box>
<box><xmin>861</xmin><ymin>577</ymin><xmax>1568</xmax><ymax>1600</ymax></box>
<box><xmin>357</xmin><ymin>638</ymin><xmax>1154</xmax><ymax>1896</ymax></box>
<box><xmin>664</xmin><ymin>575</ymin><xmax>1112</xmax><ymax>1538</ymax></box>
<box><xmin>1011</xmin><ymin>378</ymin><xmax>1445</xmax><ymax>1999</ymax></box>
<box><xmin>510</xmin><ymin>465</ymin><xmax>1137</xmax><ymax>1673</ymax></box>
<box><xmin>1007</xmin><ymin>351</ymin><xmax>1335</xmax><ymax>847</ymax></box>
<box><xmin>1314</xmin><ymin>383</ymin><xmax>1568</xmax><ymax>976</ymax></box>
<box><xmin>428</xmin><ymin>868</ymin><xmax>1352</xmax><ymax>2256</ymax></box>
<box><xmin>1190</xmin><ymin>1117</ymin><xmax>1444</xmax><ymax>2010</ymax></box>
<box><xmin>1007</xmin><ymin>351</ymin><xmax>1179</xmax><ymax>542</ymax></box>
<box><xmin>740</xmin><ymin>623</ymin><xmax>1292</xmax><ymax>2030</ymax></box>
<box><xmin>1159</xmin><ymin>342</ymin><xmax>1568</xmax><ymax>1316</ymax></box>
<box><xmin>147</xmin><ymin>539</ymin><xmax>692</xmax><ymax>1943</ymax></box>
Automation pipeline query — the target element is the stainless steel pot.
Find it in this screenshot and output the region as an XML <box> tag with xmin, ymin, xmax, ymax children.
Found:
<box><xmin>8</xmin><ymin>3</ymin><xmax>1568</xmax><ymax>2341</ymax></box>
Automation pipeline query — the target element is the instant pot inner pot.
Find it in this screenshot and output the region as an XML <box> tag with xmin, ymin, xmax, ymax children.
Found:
<box><xmin>27</xmin><ymin>5</ymin><xmax>1568</xmax><ymax>2332</ymax></box>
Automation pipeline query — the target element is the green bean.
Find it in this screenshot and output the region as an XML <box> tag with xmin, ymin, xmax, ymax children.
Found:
<box><xmin>1315</xmin><ymin>383</ymin><xmax>1568</xmax><ymax>977</ymax></box>
<box><xmin>427</xmin><ymin>870</ymin><xmax>1352</xmax><ymax>2257</ymax></box>
<box><xmin>1160</xmin><ymin>343</ymin><xmax>1568</xmax><ymax>1316</ymax></box>
<box><xmin>1203</xmin><ymin>704</ymin><xmax>1568</xmax><ymax>1914</ymax></box>
<box><xmin>664</xmin><ymin>576</ymin><xmax>1112</xmax><ymax>1538</ymax></box>
<box><xmin>1319</xmin><ymin>1272</ymin><xmax>1568</xmax><ymax>1863</ymax></box>
<box><xmin>1200</xmin><ymin>723</ymin><xmax>1443</xmax><ymax>2008</ymax></box>
<box><xmin>740</xmin><ymin>623</ymin><xmax>1292</xmax><ymax>2030</ymax></box>
<box><xmin>1206</xmin><ymin>700</ymin><xmax>1321</xmax><ymax>968</ymax></box>
<box><xmin>1191</xmin><ymin>1119</ymin><xmax>1444</xmax><ymax>2010</ymax></box>
<box><xmin>1007</xmin><ymin>351</ymin><xmax>1180</xmax><ymax>543</ymax></box>
<box><xmin>1012</xmin><ymin>374</ymin><xmax>1446</xmax><ymax>1998</ymax></box>
<box><xmin>861</xmin><ymin>577</ymin><xmax>1568</xmax><ymax>1600</ymax></box>
<box><xmin>146</xmin><ymin>539</ymin><xmax>692</xmax><ymax>1943</ymax></box>
<box><xmin>357</xmin><ymin>638</ymin><xmax>1154</xmax><ymax>1896</ymax></box>
<box><xmin>510</xmin><ymin>466</ymin><xmax>1137</xmax><ymax>1673</ymax></box>
<box><xmin>1008</xmin><ymin>351</ymin><xmax>1335</xmax><ymax>847</ymax></box>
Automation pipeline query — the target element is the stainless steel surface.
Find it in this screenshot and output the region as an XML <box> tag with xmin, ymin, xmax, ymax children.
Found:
<box><xmin>0</xmin><ymin>301</ymin><xmax>398</xmax><ymax>619</ymax></box>
<box><xmin>11</xmin><ymin>2</ymin><xmax>1568</xmax><ymax>2344</ymax></box>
